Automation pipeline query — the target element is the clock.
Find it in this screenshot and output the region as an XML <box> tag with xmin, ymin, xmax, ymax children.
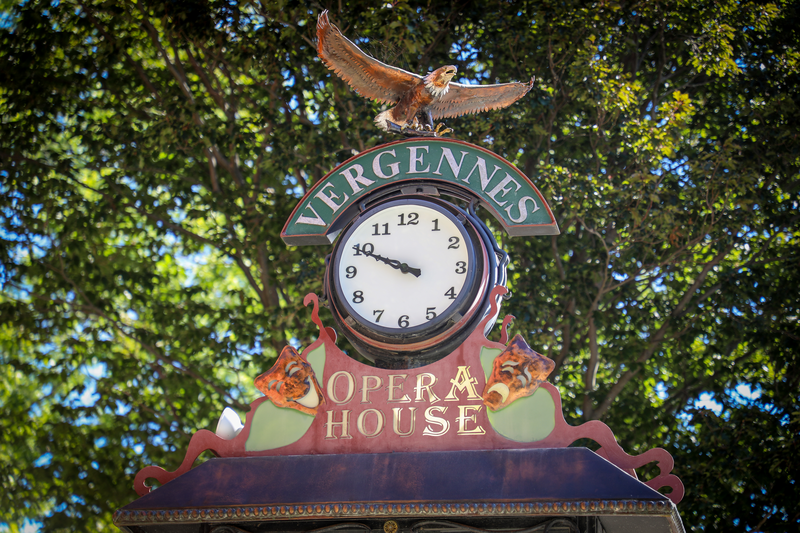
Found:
<box><xmin>325</xmin><ymin>196</ymin><xmax>498</xmax><ymax>368</ymax></box>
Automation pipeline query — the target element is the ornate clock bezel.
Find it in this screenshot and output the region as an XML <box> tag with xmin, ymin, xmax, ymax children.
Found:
<box><xmin>325</xmin><ymin>195</ymin><xmax>492</xmax><ymax>368</ymax></box>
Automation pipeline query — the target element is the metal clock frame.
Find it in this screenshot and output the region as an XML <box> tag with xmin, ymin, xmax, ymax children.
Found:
<box><xmin>325</xmin><ymin>190</ymin><xmax>506</xmax><ymax>368</ymax></box>
<box><xmin>331</xmin><ymin>197</ymin><xmax>481</xmax><ymax>339</ymax></box>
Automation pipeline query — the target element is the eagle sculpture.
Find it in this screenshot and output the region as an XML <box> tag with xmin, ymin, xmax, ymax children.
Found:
<box><xmin>317</xmin><ymin>11</ymin><xmax>534</xmax><ymax>136</ymax></box>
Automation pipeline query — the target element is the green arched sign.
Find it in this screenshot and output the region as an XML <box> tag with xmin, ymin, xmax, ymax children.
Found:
<box><xmin>282</xmin><ymin>138</ymin><xmax>559</xmax><ymax>245</ymax></box>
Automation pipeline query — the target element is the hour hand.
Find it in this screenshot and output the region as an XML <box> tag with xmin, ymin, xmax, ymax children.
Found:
<box><xmin>382</xmin><ymin>256</ymin><xmax>421</xmax><ymax>277</ymax></box>
<box><xmin>355</xmin><ymin>245</ymin><xmax>421</xmax><ymax>277</ymax></box>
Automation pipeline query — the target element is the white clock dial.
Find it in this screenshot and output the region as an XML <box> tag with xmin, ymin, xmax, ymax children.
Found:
<box><xmin>334</xmin><ymin>201</ymin><xmax>474</xmax><ymax>332</ymax></box>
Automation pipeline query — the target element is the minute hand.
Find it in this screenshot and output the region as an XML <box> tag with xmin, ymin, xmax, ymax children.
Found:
<box><xmin>366</xmin><ymin>250</ymin><xmax>421</xmax><ymax>278</ymax></box>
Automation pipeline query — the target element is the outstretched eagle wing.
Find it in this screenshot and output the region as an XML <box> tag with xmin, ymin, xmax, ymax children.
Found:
<box><xmin>317</xmin><ymin>11</ymin><xmax>421</xmax><ymax>104</ymax></box>
<box><xmin>427</xmin><ymin>77</ymin><xmax>535</xmax><ymax>120</ymax></box>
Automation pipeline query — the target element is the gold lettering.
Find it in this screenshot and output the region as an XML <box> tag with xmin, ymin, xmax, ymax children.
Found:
<box><xmin>387</xmin><ymin>374</ymin><xmax>411</xmax><ymax>403</ymax></box>
<box><xmin>444</xmin><ymin>366</ymin><xmax>482</xmax><ymax>401</ymax></box>
<box><xmin>422</xmin><ymin>406</ymin><xmax>449</xmax><ymax>437</ymax></box>
<box><xmin>392</xmin><ymin>407</ymin><xmax>417</xmax><ymax>437</ymax></box>
<box><xmin>325</xmin><ymin>410</ymin><xmax>352</xmax><ymax>439</ymax></box>
<box><xmin>356</xmin><ymin>408</ymin><xmax>385</xmax><ymax>438</ymax></box>
<box><xmin>360</xmin><ymin>375</ymin><xmax>383</xmax><ymax>404</ymax></box>
<box><xmin>327</xmin><ymin>370</ymin><xmax>356</xmax><ymax>404</ymax></box>
<box><xmin>414</xmin><ymin>373</ymin><xmax>440</xmax><ymax>404</ymax></box>
<box><xmin>456</xmin><ymin>405</ymin><xmax>486</xmax><ymax>435</ymax></box>
<box><xmin>486</xmin><ymin>174</ymin><xmax>522</xmax><ymax>208</ymax></box>
<box><xmin>314</xmin><ymin>182</ymin><xmax>349</xmax><ymax>213</ymax></box>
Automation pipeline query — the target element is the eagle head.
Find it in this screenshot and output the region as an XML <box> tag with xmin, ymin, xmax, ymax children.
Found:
<box><xmin>424</xmin><ymin>65</ymin><xmax>458</xmax><ymax>98</ymax></box>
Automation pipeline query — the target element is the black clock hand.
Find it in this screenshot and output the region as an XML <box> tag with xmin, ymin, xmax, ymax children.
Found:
<box><xmin>354</xmin><ymin>245</ymin><xmax>422</xmax><ymax>277</ymax></box>
<box><xmin>378</xmin><ymin>255</ymin><xmax>422</xmax><ymax>277</ymax></box>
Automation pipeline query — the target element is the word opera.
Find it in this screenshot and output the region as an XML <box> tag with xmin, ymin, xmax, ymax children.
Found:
<box><xmin>322</xmin><ymin>366</ymin><xmax>489</xmax><ymax>439</ymax></box>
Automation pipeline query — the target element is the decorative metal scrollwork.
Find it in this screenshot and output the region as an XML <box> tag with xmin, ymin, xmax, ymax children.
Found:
<box><xmin>303</xmin><ymin>519</ymin><xmax>580</xmax><ymax>533</ymax></box>
<box><xmin>410</xmin><ymin>519</ymin><xmax>579</xmax><ymax>533</ymax></box>
<box><xmin>307</xmin><ymin>524</ymin><xmax>372</xmax><ymax>533</ymax></box>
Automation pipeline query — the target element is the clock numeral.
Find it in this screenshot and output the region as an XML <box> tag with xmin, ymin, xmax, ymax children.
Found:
<box><xmin>448</xmin><ymin>236</ymin><xmax>460</xmax><ymax>249</ymax></box>
<box><xmin>431</xmin><ymin>218</ymin><xmax>440</xmax><ymax>231</ymax></box>
<box><xmin>426</xmin><ymin>307</ymin><xmax>437</xmax><ymax>320</ymax></box>
<box><xmin>352</xmin><ymin>290</ymin><xmax>364</xmax><ymax>303</ymax></box>
<box><xmin>353</xmin><ymin>243</ymin><xmax>374</xmax><ymax>256</ymax></box>
<box><xmin>398</xmin><ymin>315</ymin><xmax>410</xmax><ymax>328</ymax></box>
<box><xmin>398</xmin><ymin>212</ymin><xmax>419</xmax><ymax>226</ymax></box>
<box><xmin>371</xmin><ymin>223</ymin><xmax>390</xmax><ymax>236</ymax></box>
<box><xmin>373</xmin><ymin>309</ymin><xmax>384</xmax><ymax>322</ymax></box>
<box><xmin>444</xmin><ymin>287</ymin><xmax>457</xmax><ymax>300</ymax></box>
<box><xmin>455</xmin><ymin>261</ymin><xmax>466</xmax><ymax>274</ymax></box>
<box><xmin>345</xmin><ymin>266</ymin><xmax>357</xmax><ymax>278</ymax></box>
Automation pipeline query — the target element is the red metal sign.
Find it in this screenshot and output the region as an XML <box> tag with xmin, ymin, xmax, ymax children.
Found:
<box><xmin>134</xmin><ymin>289</ymin><xmax>683</xmax><ymax>504</ymax></box>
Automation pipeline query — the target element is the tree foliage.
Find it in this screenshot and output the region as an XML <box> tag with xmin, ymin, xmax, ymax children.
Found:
<box><xmin>1</xmin><ymin>0</ymin><xmax>798</xmax><ymax>531</ymax></box>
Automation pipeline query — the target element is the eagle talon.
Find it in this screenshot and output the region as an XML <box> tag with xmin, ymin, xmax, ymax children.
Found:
<box><xmin>434</xmin><ymin>123</ymin><xmax>453</xmax><ymax>135</ymax></box>
<box><xmin>387</xmin><ymin>120</ymin><xmax>449</xmax><ymax>137</ymax></box>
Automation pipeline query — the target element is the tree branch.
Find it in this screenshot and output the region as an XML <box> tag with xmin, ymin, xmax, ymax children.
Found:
<box><xmin>582</xmin><ymin>315</ymin><xmax>599</xmax><ymax>419</ymax></box>
<box><xmin>591</xmin><ymin>244</ymin><xmax>734</xmax><ymax>419</ymax></box>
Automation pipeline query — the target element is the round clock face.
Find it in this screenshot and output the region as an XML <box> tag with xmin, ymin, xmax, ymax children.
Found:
<box><xmin>332</xmin><ymin>198</ymin><xmax>479</xmax><ymax>338</ymax></box>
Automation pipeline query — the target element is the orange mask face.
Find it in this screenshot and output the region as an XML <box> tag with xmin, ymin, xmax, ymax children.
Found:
<box><xmin>482</xmin><ymin>334</ymin><xmax>555</xmax><ymax>412</ymax></box>
<box><xmin>254</xmin><ymin>346</ymin><xmax>325</xmax><ymax>416</ymax></box>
